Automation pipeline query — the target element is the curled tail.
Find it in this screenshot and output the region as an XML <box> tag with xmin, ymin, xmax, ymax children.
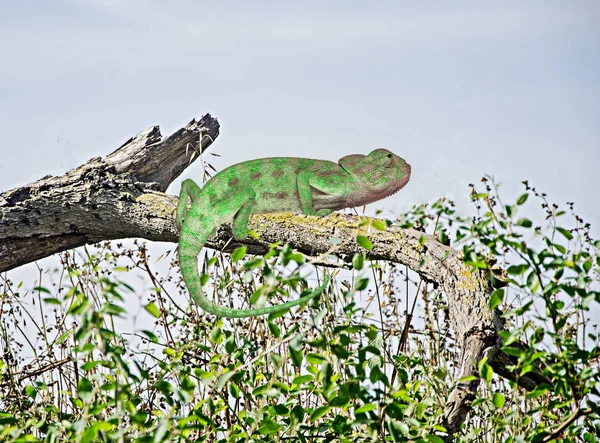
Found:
<box><xmin>178</xmin><ymin>226</ymin><xmax>327</xmax><ymax>318</ymax></box>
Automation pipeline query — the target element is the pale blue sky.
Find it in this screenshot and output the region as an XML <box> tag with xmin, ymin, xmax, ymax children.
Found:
<box><xmin>1</xmin><ymin>0</ymin><xmax>599</xmax><ymax>238</ymax></box>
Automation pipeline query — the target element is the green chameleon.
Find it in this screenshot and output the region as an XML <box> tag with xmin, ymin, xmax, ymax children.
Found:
<box><xmin>176</xmin><ymin>148</ymin><xmax>411</xmax><ymax>318</ymax></box>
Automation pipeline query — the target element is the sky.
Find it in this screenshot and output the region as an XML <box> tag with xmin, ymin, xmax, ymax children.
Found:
<box><xmin>1</xmin><ymin>1</ymin><xmax>599</xmax><ymax>311</ymax></box>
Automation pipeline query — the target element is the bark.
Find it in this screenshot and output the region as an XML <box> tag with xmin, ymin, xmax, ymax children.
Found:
<box><xmin>0</xmin><ymin>113</ymin><xmax>546</xmax><ymax>440</ymax></box>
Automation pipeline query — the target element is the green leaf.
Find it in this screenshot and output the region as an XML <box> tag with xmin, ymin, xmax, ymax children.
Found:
<box><xmin>488</xmin><ymin>288</ymin><xmax>504</xmax><ymax>309</ymax></box>
<box><xmin>273</xmin><ymin>404</ymin><xmax>289</xmax><ymax>415</ymax></box>
<box><xmin>329</xmin><ymin>395</ymin><xmax>350</xmax><ymax>407</ymax></box>
<box><xmin>228</xmin><ymin>382</ymin><xmax>239</xmax><ymax>399</ymax></box>
<box><xmin>268</xmin><ymin>321</ymin><xmax>281</xmax><ymax>338</ymax></box>
<box><xmin>216</xmin><ymin>372</ymin><xmax>235</xmax><ymax>391</ymax></box>
<box><xmin>356</xmin><ymin>235</ymin><xmax>373</xmax><ymax>250</ymax></box>
<box><xmin>516</xmin><ymin>218</ymin><xmax>533</xmax><ymax>228</ymax></box>
<box><xmin>24</xmin><ymin>385</ymin><xmax>37</xmax><ymax>399</ymax></box>
<box><xmin>438</xmin><ymin>229</ymin><xmax>450</xmax><ymax>246</ymax></box>
<box><xmin>243</xmin><ymin>258</ymin><xmax>264</xmax><ymax>269</ymax></box>
<box><xmin>306</xmin><ymin>353</ymin><xmax>326</xmax><ymax>365</ymax></box>
<box><xmin>288</xmin><ymin>333</ymin><xmax>303</xmax><ymax>368</ymax></box>
<box><xmin>33</xmin><ymin>286</ymin><xmax>51</xmax><ymax>294</ymax></box>
<box><xmin>372</xmin><ymin>219</ymin><xmax>388</xmax><ymax>231</ymax></box>
<box><xmin>144</xmin><ymin>302</ymin><xmax>160</xmax><ymax>319</ymax></box>
<box><xmin>292</xmin><ymin>375</ymin><xmax>313</xmax><ymax>385</ymax></box>
<box><xmin>77</xmin><ymin>377</ymin><xmax>94</xmax><ymax>402</ymax></box>
<box><xmin>56</xmin><ymin>329</ymin><xmax>74</xmax><ymax>345</ymax></box>
<box><xmin>104</xmin><ymin>303</ymin><xmax>126</xmax><ymax>316</ymax></box>
<box><xmin>352</xmin><ymin>253</ymin><xmax>364</xmax><ymax>270</ymax></box>
<box><xmin>506</xmin><ymin>264</ymin><xmax>528</xmax><ymax>276</ymax></box>
<box><xmin>516</xmin><ymin>193</ymin><xmax>529</xmax><ymax>205</ymax></box>
<box><xmin>81</xmin><ymin>361</ymin><xmax>101</xmax><ymax>371</ymax></box>
<box><xmin>492</xmin><ymin>393</ymin><xmax>505</xmax><ymax>408</ymax></box>
<box><xmin>231</xmin><ymin>246</ymin><xmax>247</xmax><ymax>262</ymax></box>
<box><xmin>556</xmin><ymin>227</ymin><xmax>573</xmax><ymax>241</ymax></box>
<box><xmin>355</xmin><ymin>403</ymin><xmax>378</xmax><ymax>414</ymax></box>
<box><xmin>479</xmin><ymin>361</ymin><xmax>493</xmax><ymax>382</ymax></box>
<box><xmin>309</xmin><ymin>405</ymin><xmax>331</xmax><ymax>421</ymax></box>
<box><xmin>525</xmin><ymin>383</ymin><xmax>551</xmax><ymax>399</ymax></box>
<box><xmin>140</xmin><ymin>329</ymin><xmax>159</xmax><ymax>343</ymax></box>
<box><xmin>355</xmin><ymin>277</ymin><xmax>369</xmax><ymax>291</ymax></box>
<box><xmin>43</xmin><ymin>298</ymin><xmax>62</xmax><ymax>305</ymax></box>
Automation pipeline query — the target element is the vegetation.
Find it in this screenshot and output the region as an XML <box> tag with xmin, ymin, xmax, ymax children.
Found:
<box><xmin>1</xmin><ymin>179</ymin><xmax>599</xmax><ymax>442</ymax></box>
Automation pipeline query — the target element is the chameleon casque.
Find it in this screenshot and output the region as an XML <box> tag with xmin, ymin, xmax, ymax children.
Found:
<box><xmin>176</xmin><ymin>148</ymin><xmax>411</xmax><ymax>318</ymax></box>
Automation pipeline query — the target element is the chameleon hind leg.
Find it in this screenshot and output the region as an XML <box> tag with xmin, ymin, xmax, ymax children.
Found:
<box><xmin>176</xmin><ymin>179</ymin><xmax>203</xmax><ymax>230</ymax></box>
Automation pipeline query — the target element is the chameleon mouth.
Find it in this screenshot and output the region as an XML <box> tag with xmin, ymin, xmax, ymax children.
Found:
<box><xmin>377</xmin><ymin>159</ymin><xmax>411</xmax><ymax>200</ymax></box>
<box><xmin>353</xmin><ymin>159</ymin><xmax>411</xmax><ymax>208</ymax></box>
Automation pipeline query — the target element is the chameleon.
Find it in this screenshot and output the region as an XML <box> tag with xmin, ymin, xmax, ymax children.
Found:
<box><xmin>176</xmin><ymin>148</ymin><xmax>411</xmax><ymax>318</ymax></box>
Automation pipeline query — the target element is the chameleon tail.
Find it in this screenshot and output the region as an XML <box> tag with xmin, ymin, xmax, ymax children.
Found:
<box><xmin>178</xmin><ymin>229</ymin><xmax>328</xmax><ymax>318</ymax></box>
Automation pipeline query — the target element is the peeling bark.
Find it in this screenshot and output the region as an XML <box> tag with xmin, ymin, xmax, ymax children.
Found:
<box><xmin>0</xmin><ymin>113</ymin><xmax>546</xmax><ymax>440</ymax></box>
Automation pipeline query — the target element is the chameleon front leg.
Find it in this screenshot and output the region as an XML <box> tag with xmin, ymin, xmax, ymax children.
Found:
<box><xmin>176</xmin><ymin>178</ymin><xmax>203</xmax><ymax>230</ymax></box>
<box><xmin>297</xmin><ymin>171</ymin><xmax>333</xmax><ymax>217</ymax></box>
<box><xmin>231</xmin><ymin>189</ymin><xmax>256</xmax><ymax>241</ymax></box>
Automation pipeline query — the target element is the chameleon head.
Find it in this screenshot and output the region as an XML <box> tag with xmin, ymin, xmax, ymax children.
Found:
<box><xmin>338</xmin><ymin>148</ymin><xmax>411</xmax><ymax>204</ymax></box>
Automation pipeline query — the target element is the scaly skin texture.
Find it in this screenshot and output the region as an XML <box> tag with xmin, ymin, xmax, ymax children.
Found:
<box><xmin>176</xmin><ymin>148</ymin><xmax>411</xmax><ymax>318</ymax></box>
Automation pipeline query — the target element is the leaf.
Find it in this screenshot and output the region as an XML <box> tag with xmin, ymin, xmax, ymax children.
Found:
<box><xmin>525</xmin><ymin>383</ymin><xmax>551</xmax><ymax>399</ymax></box>
<box><xmin>355</xmin><ymin>403</ymin><xmax>378</xmax><ymax>414</ymax></box>
<box><xmin>371</xmin><ymin>219</ymin><xmax>388</xmax><ymax>231</ymax></box>
<box><xmin>77</xmin><ymin>377</ymin><xmax>94</xmax><ymax>402</ymax></box>
<box><xmin>516</xmin><ymin>193</ymin><xmax>529</xmax><ymax>205</ymax></box>
<box><xmin>506</xmin><ymin>264</ymin><xmax>528</xmax><ymax>276</ymax></box>
<box><xmin>306</xmin><ymin>353</ymin><xmax>325</xmax><ymax>365</ymax></box>
<box><xmin>478</xmin><ymin>361</ymin><xmax>493</xmax><ymax>382</ymax></box>
<box><xmin>56</xmin><ymin>329</ymin><xmax>74</xmax><ymax>345</ymax></box>
<box><xmin>356</xmin><ymin>235</ymin><xmax>373</xmax><ymax>250</ymax></box>
<box><xmin>140</xmin><ymin>330</ymin><xmax>159</xmax><ymax>343</ymax></box>
<box><xmin>438</xmin><ymin>230</ymin><xmax>450</xmax><ymax>246</ymax></box>
<box><xmin>556</xmin><ymin>227</ymin><xmax>573</xmax><ymax>241</ymax></box>
<box><xmin>309</xmin><ymin>405</ymin><xmax>331</xmax><ymax>421</ymax></box>
<box><xmin>268</xmin><ymin>321</ymin><xmax>281</xmax><ymax>338</ymax></box>
<box><xmin>273</xmin><ymin>404</ymin><xmax>289</xmax><ymax>415</ymax></box>
<box><xmin>288</xmin><ymin>333</ymin><xmax>303</xmax><ymax>368</ymax></box>
<box><xmin>243</xmin><ymin>258</ymin><xmax>263</xmax><ymax>269</ymax></box>
<box><xmin>43</xmin><ymin>298</ymin><xmax>62</xmax><ymax>305</ymax></box>
<box><xmin>144</xmin><ymin>302</ymin><xmax>160</xmax><ymax>319</ymax></box>
<box><xmin>329</xmin><ymin>395</ymin><xmax>350</xmax><ymax>407</ymax></box>
<box><xmin>352</xmin><ymin>253</ymin><xmax>364</xmax><ymax>270</ymax></box>
<box><xmin>516</xmin><ymin>218</ymin><xmax>533</xmax><ymax>228</ymax></box>
<box><xmin>33</xmin><ymin>286</ymin><xmax>51</xmax><ymax>294</ymax></box>
<box><xmin>228</xmin><ymin>382</ymin><xmax>239</xmax><ymax>399</ymax></box>
<box><xmin>292</xmin><ymin>375</ymin><xmax>313</xmax><ymax>385</ymax></box>
<box><xmin>488</xmin><ymin>288</ymin><xmax>504</xmax><ymax>310</ymax></box>
<box><xmin>24</xmin><ymin>385</ymin><xmax>37</xmax><ymax>399</ymax></box>
<box><xmin>231</xmin><ymin>246</ymin><xmax>247</xmax><ymax>262</ymax></box>
<box><xmin>492</xmin><ymin>393</ymin><xmax>505</xmax><ymax>408</ymax></box>
<box><xmin>354</xmin><ymin>277</ymin><xmax>369</xmax><ymax>291</ymax></box>
<box><xmin>216</xmin><ymin>372</ymin><xmax>235</xmax><ymax>391</ymax></box>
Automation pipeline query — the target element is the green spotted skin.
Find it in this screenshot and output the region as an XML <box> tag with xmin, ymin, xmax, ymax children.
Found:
<box><xmin>176</xmin><ymin>148</ymin><xmax>411</xmax><ymax>318</ymax></box>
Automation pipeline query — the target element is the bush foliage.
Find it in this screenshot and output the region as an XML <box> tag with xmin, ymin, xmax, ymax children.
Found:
<box><xmin>1</xmin><ymin>179</ymin><xmax>599</xmax><ymax>442</ymax></box>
